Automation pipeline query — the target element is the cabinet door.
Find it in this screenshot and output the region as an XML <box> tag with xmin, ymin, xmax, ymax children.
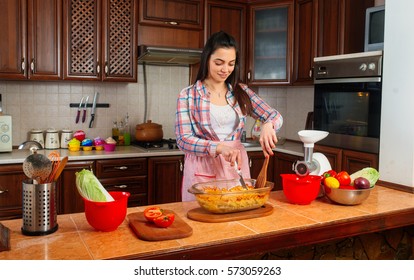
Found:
<box><xmin>139</xmin><ymin>0</ymin><xmax>203</xmax><ymax>30</ymax></box>
<box><xmin>274</xmin><ymin>152</ymin><xmax>302</xmax><ymax>190</ymax></box>
<box><xmin>102</xmin><ymin>0</ymin><xmax>137</xmax><ymax>82</ymax></box>
<box><xmin>293</xmin><ymin>0</ymin><xmax>317</xmax><ymax>85</ymax></box>
<box><xmin>0</xmin><ymin>164</ymin><xmax>27</xmax><ymax>220</ymax></box>
<box><xmin>27</xmin><ymin>0</ymin><xmax>62</xmax><ymax>80</ymax></box>
<box><xmin>248</xmin><ymin>1</ymin><xmax>294</xmax><ymax>85</ymax></box>
<box><xmin>248</xmin><ymin>151</ymin><xmax>274</xmax><ymax>183</ymax></box>
<box><xmin>0</xmin><ymin>0</ymin><xmax>27</xmax><ymax>80</ymax></box>
<box><xmin>63</xmin><ymin>0</ymin><xmax>101</xmax><ymax>81</ymax></box>
<box><xmin>206</xmin><ymin>0</ymin><xmax>246</xmax><ymax>82</ymax></box>
<box><xmin>342</xmin><ymin>150</ymin><xmax>378</xmax><ymax>174</ymax></box>
<box><xmin>148</xmin><ymin>156</ymin><xmax>183</xmax><ymax>204</ymax></box>
<box><xmin>58</xmin><ymin>160</ymin><xmax>94</xmax><ymax>214</ymax></box>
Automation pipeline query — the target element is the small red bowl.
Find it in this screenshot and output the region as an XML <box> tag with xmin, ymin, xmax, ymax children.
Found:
<box><xmin>83</xmin><ymin>191</ymin><xmax>130</xmax><ymax>232</ymax></box>
<box><xmin>281</xmin><ymin>174</ymin><xmax>322</xmax><ymax>205</ymax></box>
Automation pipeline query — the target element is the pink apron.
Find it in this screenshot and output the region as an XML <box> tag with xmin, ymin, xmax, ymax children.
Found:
<box><xmin>181</xmin><ymin>140</ymin><xmax>251</xmax><ymax>201</ymax></box>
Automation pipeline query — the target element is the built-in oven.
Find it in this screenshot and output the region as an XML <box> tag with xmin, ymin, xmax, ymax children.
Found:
<box><xmin>313</xmin><ymin>51</ymin><xmax>383</xmax><ymax>154</ymax></box>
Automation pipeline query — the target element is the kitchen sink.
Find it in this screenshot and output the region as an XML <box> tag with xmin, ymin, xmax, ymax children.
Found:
<box><xmin>242</xmin><ymin>140</ymin><xmax>261</xmax><ymax>148</ymax></box>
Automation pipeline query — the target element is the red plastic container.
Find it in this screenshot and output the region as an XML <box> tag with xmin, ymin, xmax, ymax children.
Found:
<box><xmin>281</xmin><ymin>174</ymin><xmax>322</xmax><ymax>205</ymax></box>
<box><xmin>83</xmin><ymin>191</ymin><xmax>130</xmax><ymax>232</ymax></box>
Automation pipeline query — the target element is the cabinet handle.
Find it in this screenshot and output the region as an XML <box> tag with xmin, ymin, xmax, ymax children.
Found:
<box><xmin>105</xmin><ymin>62</ymin><xmax>108</xmax><ymax>74</ymax></box>
<box><xmin>247</xmin><ymin>71</ymin><xmax>251</xmax><ymax>81</ymax></box>
<box><xmin>309</xmin><ymin>68</ymin><xmax>313</xmax><ymax>78</ymax></box>
<box><xmin>96</xmin><ymin>62</ymin><xmax>100</xmax><ymax>74</ymax></box>
<box><xmin>0</xmin><ymin>189</ymin><xmax>8</xmax><ymax>194</ymax></box>
<box><xmin>114</xmin><ymin>166</ymin><xmax>128</xmax><ymax>170</ymax></box>
<box><xmin>113</xmin><ymin>185</ymin><xmax>127</xmax><ymax>189</ymax></box>
<box><xmin>165</xmin><ymin>21</ymin><xmax>178</xmax><ymax>26</ymax></box>
<box><xmin>21</xmin><ymin>58</ymin><xmax>25</xmax><ymax>73</ymax></box>
<box><xmin>179</xmin><ymin>160</ymin><xmax>183</xmax><ymax>172</ymax></box>
<box><xmin>249</xmin><ymin>159</ymin><xmax>252</xmax><ymax>168</ymax></box>
<box><xmin>30</xmin><ymin>59</ymin><xmax>35</xmax><ymax>73</ymax></box>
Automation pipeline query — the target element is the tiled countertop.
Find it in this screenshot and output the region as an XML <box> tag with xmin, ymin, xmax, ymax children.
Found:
<box><xmin>1</xmin><ymin>186</ymin><xmax>413</xmax><ymax>260</ymax></box>
<box><xmin>0</xmin><ymin>141</ymin><xmax>304</xmax><ymax>164</ymax></box>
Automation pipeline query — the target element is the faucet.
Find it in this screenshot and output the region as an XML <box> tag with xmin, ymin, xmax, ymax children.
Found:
<box><xmin>18</xmin><ymin>141</ymin><xmax>43</xmax><ymax>150</ymax></box>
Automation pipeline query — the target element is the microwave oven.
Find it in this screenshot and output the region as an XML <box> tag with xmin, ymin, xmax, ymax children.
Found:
<box><xmin>0</xmin><ymin>115</ymin><xmax>12</xmax><ymax>152</ymax></box>
<box><xmin>364</xmin><ymin>5</ymin><xmax>385</xmax><ymax>52</ymax></box>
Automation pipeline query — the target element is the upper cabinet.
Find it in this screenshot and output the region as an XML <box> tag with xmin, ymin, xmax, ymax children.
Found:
<box><xmin>63</xmin><ymin>0</ymin><xmax>137</xmax><ymax>82</ymax></box>
<box><xmin>206</xmin><ymin>0</ymin><xmax>247</xmax><ymax>82</ymax></box>
<box><xmin>247</xmin><ymin>1</ymin><xmax>294</xmax><ymax>86</ymax></box>
<box><xmin>138</xmin><ymin>0</ymin><xmax>204</xmax><ymax>49</ymax></box>
<box><xmin>0</xmin><ymin>0</ymin><xmax>62</xmax><ymax>80</ymax></box>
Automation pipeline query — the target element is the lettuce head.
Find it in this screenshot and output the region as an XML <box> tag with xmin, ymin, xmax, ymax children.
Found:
<box><xmin>75</xmin><ymin>169</ymin><xmax>114</xmax><ymax>202</ymax></box>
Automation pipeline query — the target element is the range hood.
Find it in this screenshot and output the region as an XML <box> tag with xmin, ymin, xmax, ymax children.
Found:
<box><xmin>138</xmin><ymin>45</ymin><xmax>202</xmax><ymax>66</ymax></box>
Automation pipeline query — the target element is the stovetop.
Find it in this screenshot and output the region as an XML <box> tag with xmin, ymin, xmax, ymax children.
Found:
<box><xmin>131</xmin><ymin>138</ymin><xmax>179</xmax><ymax>150</ymax></box>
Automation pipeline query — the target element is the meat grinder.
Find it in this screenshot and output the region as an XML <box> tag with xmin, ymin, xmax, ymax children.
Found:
<box><xmin>292</xmin><ymin>130</ymin><xmax>331</xmax><ymax>176</ymax></box>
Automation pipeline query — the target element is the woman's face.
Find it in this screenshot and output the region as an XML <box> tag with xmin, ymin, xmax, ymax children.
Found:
<box><xmin>207</xmin><ymin>47</ymin><xmax>236</xmax><ymax>83</ymax></box>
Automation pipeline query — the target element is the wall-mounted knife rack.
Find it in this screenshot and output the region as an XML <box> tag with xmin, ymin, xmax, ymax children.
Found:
<box><xmin>69</xmin><ymin>103</ymin><xmax>110</xmax><ymax>108</ymax></box>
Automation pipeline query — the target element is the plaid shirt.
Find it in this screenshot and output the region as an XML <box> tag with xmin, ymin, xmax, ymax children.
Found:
<box><xmin>175</xmin><ymin>80</ymin><xmax>283</xmax><ymax>157</ymax></box>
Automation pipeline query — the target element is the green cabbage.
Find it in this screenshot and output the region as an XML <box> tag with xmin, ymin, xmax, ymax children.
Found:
<box><xmin>75</xmin><ymin>169</ymin><xmax>114</xmax><ymax>202</ymax></box>
<box><xmin>350</xmin><ymin>167</ymin><xmax>380</xmax><ymax>187</ymax></box>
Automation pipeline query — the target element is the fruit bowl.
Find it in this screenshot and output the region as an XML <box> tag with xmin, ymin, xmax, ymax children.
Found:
<box><xmin>281</xmin><ymin>174</ymin><xmax>322</xmax><ymax>205</ymax></box>
<box><xmin>188</xmin><ymin>179</ymin><xmax>274</xmax><ymax>214</ymax></box>
<box><xmin>323</xmin><ymin>185</ymin><xmax>373</xmax><ymax>205</ymax></box>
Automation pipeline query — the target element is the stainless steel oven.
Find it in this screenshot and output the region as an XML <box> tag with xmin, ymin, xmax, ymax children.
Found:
<box><xmin>313</xmin><ymin>51</ymin><xmax>383</xmax><ymax>154</ymax></box>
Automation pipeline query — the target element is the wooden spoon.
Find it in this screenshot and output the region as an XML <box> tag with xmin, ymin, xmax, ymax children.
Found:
<box><xmin>255</xmin><ymin>156</ymin><xmax>270</xmax><ymax>189</ymax></box>
<box><xmin>53</xmin><ymin>156</ymin><xmax>68</xmax><ymax>182</ymax></box>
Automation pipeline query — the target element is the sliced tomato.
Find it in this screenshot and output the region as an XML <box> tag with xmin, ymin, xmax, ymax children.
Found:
<box><xmin>143</xmin><ymin>206</ymin><xmax>163</xmax><ymax>222</ymax></box>
<box><xmin>153</xmin><ymin>213</ymin><xmax>175</xmax><ymax>228</ymax></box>
<box><xmin>335</xmin><ymin>171</ymin><xmax>351</xmax><ymax>186</ymax></box>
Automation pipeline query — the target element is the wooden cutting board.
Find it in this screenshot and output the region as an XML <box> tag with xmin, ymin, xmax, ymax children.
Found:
<box><xmin>187</xmin><ymin>204</ymin><xmax>274</xmax><ymax>223</ymax></box>
<box><xmin>128</xmin><ymin>210</ymin><xmax>193</xmax><ymax>241</ymax></box>
<box><xmin>0</xmin><ymin>223</ymin><xmax>10</xmax><ymax>252</ymax></box>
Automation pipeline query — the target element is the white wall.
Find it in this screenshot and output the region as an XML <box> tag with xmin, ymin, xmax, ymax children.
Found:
<box><xmin>379</xmin><ymin>0</ymin><xmax>414</xmax><ymax>187</ymax></box>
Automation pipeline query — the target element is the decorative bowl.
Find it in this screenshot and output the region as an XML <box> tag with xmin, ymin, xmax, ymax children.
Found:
<box><xmin>188</xmin><ymin>178</ymin><xmax>274</xmax><ymax>214</ymax></box>
<box><xmin>104</xmin><ymin>143</ymin><xmax>116</xmax><ymax>151</ymax></box>
<box><xmin>281</xmin><ymin>174</ymin><xmax>322</xmax><ymax>205</ymax></box>
<box><xmin>323</xmin><ymin>185</ymin><xmax>373</xmax><ymax>205</ymax></box>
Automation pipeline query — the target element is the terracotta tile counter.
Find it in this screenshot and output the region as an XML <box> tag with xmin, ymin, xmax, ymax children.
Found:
<box><xmin>1</xmin><ymin>186</ymin><xmax>414</xmax><ymax>260</ymax></box>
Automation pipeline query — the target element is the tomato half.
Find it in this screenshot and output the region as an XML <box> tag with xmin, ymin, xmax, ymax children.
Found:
<box><xmin>143</xmin><ymin>206</ymin><xmax>163</xmax><ymax>222</ymax></box>
<box><xmin>153</xmin><ymin>213</ymin><xmax>175</xmax><ymax>228</ymax></box>
<box><xmin>335</xmin><ymin>171</ymin><xmax>351</xmax><ymax>186</ymax></box>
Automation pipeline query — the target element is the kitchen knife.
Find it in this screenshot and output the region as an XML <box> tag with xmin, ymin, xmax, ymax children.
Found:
<box><xmin>75</xmin><ymin>96</ymin><xmax>85</xmax><ymax>124</ymax></box>
<box><xmin>82</xmin><ymin>96</ymin><xmax>89</xmax><ymax>123</ymax></box>
<box><xmin>89</xmin><ymin>92</ymin><xmax>99</xmax><ymax>128</ymax></box>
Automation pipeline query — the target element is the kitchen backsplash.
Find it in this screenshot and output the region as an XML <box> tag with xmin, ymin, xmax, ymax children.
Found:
<box><xmin>0</xmin><ymin>65</ymin><xmax>313</xmax><ymax>146</ymax></box>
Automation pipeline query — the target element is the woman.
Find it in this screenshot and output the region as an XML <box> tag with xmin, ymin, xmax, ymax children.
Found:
<box><xmin>175</xmin><ymin>31</ymin><xmax>283</xmax><ymax>201</ymax></box>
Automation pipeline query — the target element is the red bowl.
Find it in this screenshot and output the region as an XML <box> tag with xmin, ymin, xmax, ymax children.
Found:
<box><xmin>83</xmin><ymin>191</ymin><xmax>130</xmax><ymax>232</ymax></box>
<box><xmin>281</xmin><ymin>174</ymin><xmax>322</xmax><ymax>205</ymax></box>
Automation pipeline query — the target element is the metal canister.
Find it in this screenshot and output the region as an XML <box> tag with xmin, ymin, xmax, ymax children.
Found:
<box><xmin>21</xmin><ymin>179</ymin><xmax>58</xmax><ymax>236</ymax></box>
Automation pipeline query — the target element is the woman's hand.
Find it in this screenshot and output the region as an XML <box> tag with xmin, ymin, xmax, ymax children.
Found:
<box><xmin>259</xmin><ymin>122</ymin><xmax>278</xmax><ymax>157</ymax></box>
<box><xmin>216</xmin><ymin>143</ymin><xmax>242</xmax><ymax>167</ymax></box>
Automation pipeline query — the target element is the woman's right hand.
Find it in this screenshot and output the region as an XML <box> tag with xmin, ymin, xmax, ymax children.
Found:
<box><xmin>216</xmin><ymin>143</ymin><xmax>242</xmax><ymax>167</ymax></box>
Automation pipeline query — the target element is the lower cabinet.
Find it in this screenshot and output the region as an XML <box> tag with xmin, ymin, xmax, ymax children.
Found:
<box><xmin>58</xmin><ymin>160</ymin><xmax>94</xmax><ymax>214</ymax></box>
<box><xmin>314</xmin><ymin>145</ymin><xmax>379</xmax><ymax>173</ymax></box>
<box><xmin>148</xmin><ymin>156</ymin><xmax>184</xmax><ymax>205</ymax></box>
<box><xmin>0</xmin><ymin>164</ymin><xmax>27</xmax><ymax>220</ymax></box>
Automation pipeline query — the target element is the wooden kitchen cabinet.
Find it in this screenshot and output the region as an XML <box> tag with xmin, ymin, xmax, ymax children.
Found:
<box><xmin>314</xmin><ymin>144</ymin><xmax>378</xmax><ymax>173</ymax></box>
<box><xmin>273</xmin><ymin>152</ymin><xmax>302</xmax><ymax>190</ymax></box>
<box><xmin>0</xmin><ymin>0</ymin><xmax>62</xmax><ymax>80</ymax></box>
<box><xmin>58</xmin><ymin>160</ymin><xmax>94</xmax><ymax>214</ymax></box>
<box><xmin>247</xmin><ymin>151</ymin><xmax>274</xmax><ymax>183</ymax></box>
<box><xmin>148</xmin><ymin>156</ymin><xmax>183</xmax><ymax>205</ymax></box>
<box><xmin>316</xmin><ymin>0</ymin><xmax>374</xmax><ymax>57</ymax></box>
<box><xmin>138</xmin><ymin>0</ymin><xmax>203</xmax><ymax>49</ymax></box>
<box><xmin>63</xmin><ymin>0</ymin><xmax>137</xmax><ymax>82</ymax></box>
<box><xmin>0</xmin><ymin>164</ymin><xmax>27</xmax><ymax>220</ymax></box>
<box><xmin>95</xmin><ymin>158</ymin><xmax>148</xmax><ymax>207</ymax></box>
<box><xmin>247</xmin><ymin>0</ymin><xmax>294</xmax><ymax>86</ymax></box>
<box><xmin>206</xmin><ymin>0</ymin><xmax>247</xmax><ymax>82</ymax></box>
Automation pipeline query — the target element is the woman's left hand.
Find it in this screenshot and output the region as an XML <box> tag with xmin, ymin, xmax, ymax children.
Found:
<box><xmin>259</xmin><ymin>122</ymin><xmax>278</xmax><ymax>157</ymax></box>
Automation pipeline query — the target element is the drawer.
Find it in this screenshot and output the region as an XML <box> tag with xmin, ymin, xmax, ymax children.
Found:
<box><xmin>100</xmin><ymin>176</ymin><xmax>148</xmax><ymax>207</ymax></box>
<box><xmin>95</xmin><ymin>158</ymin><xmax>147</xmax><ymax>178</ymax></box>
